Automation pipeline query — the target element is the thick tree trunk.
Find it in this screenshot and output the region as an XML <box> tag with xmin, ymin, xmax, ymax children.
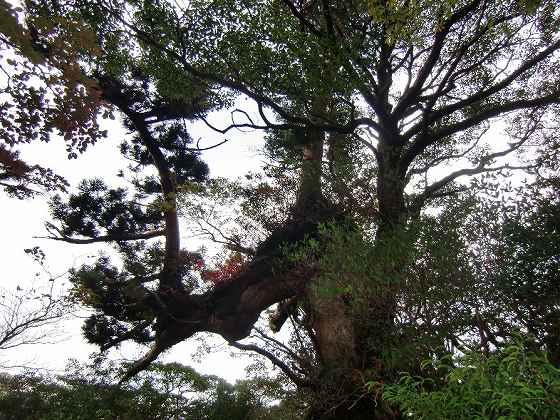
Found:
<box><xmin>120</xmin><ymin>121</ymin><xmax>411</xmax><ymax>420</ymax></box>
<box><xmin>303</xmin><ymin>139</ymin><xmax>411</xmax><ymax>419</ymax></box>
<box><xmin>294</xmin><ymin>127</ymin><xmax>326</xmax><ymax>219</ymax></box>
<box><xmin>295</xmin><ymin>129</ymin><xmax>371</xmax><ymax>419</ymax></box>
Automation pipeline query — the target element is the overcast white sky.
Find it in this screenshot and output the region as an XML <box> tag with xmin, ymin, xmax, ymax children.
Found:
<box><xmin>1</xmin><ymin>109</ymin><xmax>266</xmax><ymax>383</ymax></box>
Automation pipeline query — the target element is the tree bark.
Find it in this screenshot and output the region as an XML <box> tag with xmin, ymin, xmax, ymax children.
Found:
<box><xmin>303</xmin><ymin>136</ymin><xmax>412</xmax><ymax>419</ymax></box>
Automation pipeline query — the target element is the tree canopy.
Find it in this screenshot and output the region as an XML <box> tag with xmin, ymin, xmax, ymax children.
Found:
<box><xmin>1</xmin><ymin>0</ymin><xmax>560</xmax><ymax>418</ymax></box>
<box><xmin>0</xmin><ymin>359</ymin><xmax>296</xmax><ymax>419</ymax></box>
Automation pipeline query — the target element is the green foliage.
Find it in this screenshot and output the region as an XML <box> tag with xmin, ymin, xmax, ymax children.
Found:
<box><xmin>491</xmin><ymin>180</ymin><xmax>560</xmax><ymax>359</ymax></box>
<box><xmin>286</xmin><ymin>218</ymin><xmax>404</xmax><ymax>285</ymax></box>
<box><xmin>121</xmin><ymin>122</ymin><xmax>210</xmax><ymax>188</ymax></box>
<box><xmin>282</xmin><ymin>219</ymin><xmax>419</xmax><ymax>374</ymax></box>
<box><xmin>50</xmin><ymin>179</ymin><xmax>163</xmax><ymax>238</ymax></box>
<box><xmin>280</xmin><ymin>179</ymin><xmax>560</xmax><ymax>385</ymax></box>
<box><xmin>0</xmin><ymin>1</ymin><xmax>108</xmax><ymax>151</ymax></box>
<box><xmin>0</xmin><ymin>360</ymin><xmax>284</xmax><ymax>420</ymax></box>
<box><xmin>4</xmin><ymin>0</ymin><xmax>560</xmax><ymax>417</ymax></box>
<box><xmin>365</xmin><ymin>0</ymin><xmax>439</xmax><ymax>45</ymax></box>
<box><xmin>0</xmin><ymin>145</ymin><xmax>68</xmax><ymax>198</ymax></box>
<box><xmin>381</xmin><ymin>338</ymin><xmax>560</xmax><ymax>419</ymax></box>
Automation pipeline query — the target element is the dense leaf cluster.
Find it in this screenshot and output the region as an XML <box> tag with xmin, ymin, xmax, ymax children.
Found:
<box><xmin>382</xmin><ymin>338</ymin><xmax>560</xmax><ymax>419</ymax></box>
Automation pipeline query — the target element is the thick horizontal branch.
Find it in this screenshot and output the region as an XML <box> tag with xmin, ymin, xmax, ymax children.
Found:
<box><xmin>37</xmin><ymin>229</ymin><xmax>166</xmax><ymax>244</ymax></box>
<box><xmin>119</xmin><ymin>216</ymin><xmax>333</xmax><ymax>382</ymax></box>
<box><xmin>120</xmin><ymin>254</ymin><xmax>305</xmax><ymax>382</ymax></box>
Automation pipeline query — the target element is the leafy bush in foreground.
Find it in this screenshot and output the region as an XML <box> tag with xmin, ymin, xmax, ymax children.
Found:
<box><xmin>380</xmin><ymin>339</ymin><xmax>560</xmax><ymax>419</ymax></box>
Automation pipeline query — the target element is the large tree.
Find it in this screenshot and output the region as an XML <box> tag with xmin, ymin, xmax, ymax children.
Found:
<box><xmin>3</xmin><ymin>0</ymin><xmax>560</xmax><ymax>418</ymax></box>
